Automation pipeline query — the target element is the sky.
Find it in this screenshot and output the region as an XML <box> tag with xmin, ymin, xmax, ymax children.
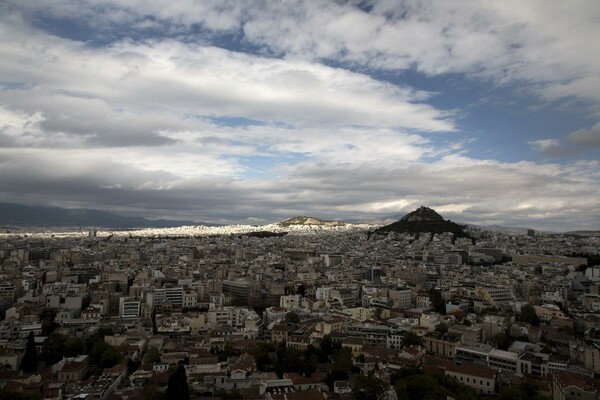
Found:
<box><xmin>0</xmin><ymin>0</ymin><xmax>599</xmax><ymax>230</ymax></box>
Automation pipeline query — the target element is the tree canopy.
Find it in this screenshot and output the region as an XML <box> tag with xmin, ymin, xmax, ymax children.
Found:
<box><xmin>517</xmin><ymin>304</ymin><xmax>540</xmax><ymax>327</ymax></box>
<box><xmin>166</xmin><ymin>364</ymin><xmax>190</xmax><ymax>400</ymax></box>
<box><xmin>19</xmin><ymin>332</ymin><xmax>38</xmax><ymax>374</ymax></box>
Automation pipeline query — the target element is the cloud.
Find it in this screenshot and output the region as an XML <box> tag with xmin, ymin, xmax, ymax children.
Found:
<box><xmin>7</xmin><ymin>0</ymin><xmax>599</xmax><ymax>108</ymax></box>
<box><xmin>0</xmin><ymin>145</ymin><xmax>598</xmax><ymax>230</ymax></box>
<box><xmin>531</xmin><ymin>122</ymin><xmax>600</xmax><ymax>157</ymax></box>
<box><xmin>0</xmin><ymin>13</ymin><xmax>453</xmax><ymax>132</ymax></box>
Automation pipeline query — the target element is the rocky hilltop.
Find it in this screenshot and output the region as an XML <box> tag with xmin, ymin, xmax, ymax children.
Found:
<box><xmin>279</xmin><ymin>216</ymin><xmax>345</xmax><ymax>227</ymax></box>
<box><xmin>375</xmin><ymin>206</ymin><xmax>468</xmax><ymax>237</ymax></box>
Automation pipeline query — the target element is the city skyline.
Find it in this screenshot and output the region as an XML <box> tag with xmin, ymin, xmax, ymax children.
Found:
<box><xmin>0</xmin><ymin>1</ymin><xmax>599</xmax><ymax>230</ymax></box>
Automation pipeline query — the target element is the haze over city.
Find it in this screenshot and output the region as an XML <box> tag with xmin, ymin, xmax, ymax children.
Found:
<box><xmin>1</xmin><ymin>1</ymin><xmax>599</xmax><ymax>230</ymax></box>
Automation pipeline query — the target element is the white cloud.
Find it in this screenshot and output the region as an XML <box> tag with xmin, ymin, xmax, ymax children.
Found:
<box><xmin>10</xmin><ymin>0</ymin><xmax>597</xmax><ymax>106</ymax></box>
<box><xmin>531</xmin><ymin>122</ymin><xmax>600</xmax><ymax>157</ymax></box>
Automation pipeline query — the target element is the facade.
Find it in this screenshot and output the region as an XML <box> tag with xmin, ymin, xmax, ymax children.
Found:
<box><xmin>488</xmin><ymin>349</ymin><xmax>518</xmax><ymax>372</ymax></box>
<box><xmin>445</xmin><ymin>362</ymin><xmax>496</xmax><ymax>394</ymax></box>
<box><xmin>119</xmin><ymin>297</ymin><xmax>141</xmax><ymax>318</ymax></box>
<box><xmin>552</xmin><ymin>370</ymin><xmax>599</xmax><ymax>400</ymax></box>
<box><xmin>423</xmin><ymin>332</ymin><xmax>462</xmax><ymax>358</ymax></box>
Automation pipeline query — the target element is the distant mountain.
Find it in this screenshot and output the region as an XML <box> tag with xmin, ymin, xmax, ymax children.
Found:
<box><xmin>279</xmin><ymin>216</ymin><xmax>345</xmax><ymax>227</ymax></box>
<box><xmin>0</xmin><ymin>202</ymin><xmax>210</xmax><ymax>229</ymax></box>
<box><xmin>374</xmin><ymin>206</ymin><xmax>469</xmax><ymax>237</ymax></box>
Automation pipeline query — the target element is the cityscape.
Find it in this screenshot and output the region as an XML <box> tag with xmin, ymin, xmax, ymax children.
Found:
<box><xmin>1</xmin><ymin>1</ymin><xmax>599</xmax><ymax>400</ymax></box>
<box><xmin>0</xmin><ymin>207</ymin><xmax>599</xmax><ymax>399</ymax></box>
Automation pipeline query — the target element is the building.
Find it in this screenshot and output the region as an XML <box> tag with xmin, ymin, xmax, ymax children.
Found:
<box><xmin>445</xmin><ymin>361</ymin><xmax>496</xmax><ymax>394</ymax></box>
<box><xmin>552</xmin><ymin>370</ymin><xmax>600</xmax><ymax>400</ymax></box>
<box><xmin>476</xmin><ymin>286</ymin><xmax>515</xmax><ymax>305</ymax></box>
<box><xmin>346</xmin><ymin>322</ymin><xmax>390</xmax><ymax>347</ymax></box>
<box><xmin>390</xmin><ymin>287</ymin><xmax>412</xmax><ymax>309</ymax></box>
<box><xmin>423</xmin><ymin>332</ymin><xmax>462</xmax><ymax>358</ymax></box>
<box><xmin>488</xmin><ymin>349</ymin><xmax>518</xmax><ymax>372</ymax></box>
<box><xmin>456</xmin><ymin>343</ymin><xmax>493</xmax><ymax>366</ymax></box>
<box><xmin>119</xmin><ymin>297</ymin><xmax>141</xmax><ymax>318</ymax></box>
<box><xmin>222</xmin><ymin>279</ymin><xmax>250</xmax><ymax>300</ymax></box>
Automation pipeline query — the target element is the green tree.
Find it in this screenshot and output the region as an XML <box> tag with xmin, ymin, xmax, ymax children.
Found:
<box><xmin>429</xmin><ymin>289</ymin><xmax>446</xmax><ymax>314</ymax></box>
<box><xmin>325</xmin><ymin>369</ymin><xmax>349</xmax><ymax>391</ymax></box>
<box><xmin>517</xmin><ymin>304</ymin><xmax>540</xmax><ymax>327</ymax></box>
<box><xmin>251</xmin><ymin>342</ymin><xmax>273</xmax><ymax>371</ymax></box>
<box><xmin>320</xmin><ymin>335</ymin><xmax>342</xmax><ymax>356</ymax></box>
<box><xmin>353</xmin><ymin>374</ymin><xmax>388</xmax><ymax>400</ymax></box>
<box><xmin>20</xmin><ymin>332</ymin><xmax>38</xmax><ymax>374</ymax></box>
<box><xmin>333</xmin><ymin>347</ymin><xmax>353</xmax><ymax>374</ymax></box>
<box><xmin>493</xmin><ymin>332</ymin><xmax>513</xmax><ymax>351</ymax></box>
<box><xmin>89</xmin><ymin>341</ymin><xmax>121</xmax><ymax>371</ymax></box>
<box><xmin>499</xmin><ymin>380</ymin><xmax>548</xmax><ymax>400</ymax></box>
<box><xmin>285</xmin><ymin>311</ymin><xmax>300</xmax><ymax>324</ymax></box>
<box><xmin>392</xmin><ymin>368</ymin><xmax>479</xmax><ymax>400</ymax></box>
<box><xmin>142</xmin><ymin>381</ymin><xmax>160</xmax><ymax>400</ymax></box>
<box><xmin>166</xmin><ymin>364</ymin><xmax>190</xmax><ymax>400</ymax></box>
<box><xmin>401</xmin><ymin>332</ymin><xmax>423</xmax><ymax>348</ymax></box>
<box><xmin>39</xmin><ymin>308</ymin><xmax>58</xmax><ymax>336</ymax></box>
<box><xmin>41</xmin><ymin>333</ymin><xmax>66</xmax><ymax>365</ymax></box>
<box><xmin>143</xmin><ymin>347</ymin><xmax>162</xmax><ymax>365</ymax></box>
<box><xmin>127</xmin><ymin>359</ymin><xmax>139</xmax><ymax>375</ymax></box>
<box><xmin>305</xmin><ymin>344</ymin><xmax>328</xmax><ymax>363</ymax></box>
<box><xmin>0</xmin><ymin>388</ymin><xmax>43</xmax><ymax>400</ymax></box>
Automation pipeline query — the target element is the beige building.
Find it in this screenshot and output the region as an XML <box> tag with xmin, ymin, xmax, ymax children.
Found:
<box><xmin>423</xmin><ymin>332</ymin><xmax>462</xmax><ymax>358</ymax></box>
<box><xmin>345</xmin><ymin>307</ymin><xmax>374</xmax><ymax>322</ymax></box>
<box><xmin>552</xmin><ymin>370</ymin><xmax>599</xmax><ymax>400</ymax></box>
<box><xmin>445</xmin><ymin>362</ymin><xmax>496</xmax><ymax>394</ymax></box>
<box><xmin>584</xmin><ymin>343</ymin><xmax>600</xmax><ymax>374</ymax></box>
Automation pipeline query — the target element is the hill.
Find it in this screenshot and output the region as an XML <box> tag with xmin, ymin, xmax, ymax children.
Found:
<box><xmin>0</xmin><ymin>202</ymin><xmax>208</xmax><ymax>229</ymax></box>
<box><xmin>279</xmin><ymin>216</ymin><xmax>345</xmax><ymax>227</ymax></box>
<box><xmin>374</xmin><ymin>206</ymin><xmax>468</xmax><ymax>237</ymax></box>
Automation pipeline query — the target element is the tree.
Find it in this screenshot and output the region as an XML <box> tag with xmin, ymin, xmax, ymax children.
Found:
<box><xmin>0</xmin><ymin>388</ymin><xmax>43</xmax><ymax>400</ymax></box>
<box><xmin>325</xmin><ymin>369</ymin><xmax>349</xmax><ymax>391</ymax></box>
<box><xmin>252</xmin><ymin>342</ymin><xmax>273</xmax><ymax>371</ymax></box>
<box><xmin>517</xmin><ymin>304</ymin><xmax>540</xmax><ymax>327</ymax></box>
<box><xmin>353</xmin><ymin>374</ymin><xmax>389</xmax><ymax>400</ymax></box>
<box><xmin>499</xmin><ymin>379</ymin><xmax>548</xmax><ymax>400</ymax></box>
<box><xmin>166</xmin><ymin>364</ymin><xmax>190</xmax><ymax>400</ymax></box>
<box><xmin>493</xmin><ymin>332</ymin><xmax>513</xmax><ymax>351</ymax></box>
<box><xmin>393</xmin><ymin>370</ymin><xmax>478</xmax><ymax>400</ymax></box>
<box><xmin>332</xmin><ymin>347</ymin><xmax>352</xmax><ymax>375</ymax></box>
<box><xmin>89</xmin><ymin>341</ymin><xmax>121</xmax><ymax>371</ymax></box>
<box><xmin>401</xmin><ymin>332</ymin><xmax>423</xmax><ymax>348</ymax></box>
<box><xmin>39</xmin><ymin>308</ymin><xmax>58</xmax><ymax>336</ymax></box>
<box><xmin>20</xmin><ymin>332</ymin><xmax>38</xmax><ymax>374</ymax></box>
<box><xmin>127</xmin><ymin>359</ymin><xmax>139</xmax><ymax>375</ymax></box>
<box><xmin>296</xmin><ymin>284</ymin><xmax>306</xmax><ymax>296</ymax></box>
<box><xmin>429</xmin><ymin>289</ymin><xmax>446</xmax><ymax>314</ymax></box>
<box><xmin>286</xmin><ymin>311</ymin><xmax>300</xmax><ymax>324</ymax></box>
<box><xmin>41</xmin><ymin>333</ymin><xmax>67</xmax><ymax>365</ymax></box>
<box><xmin>320</xmin><ymin>334</ymin><xmax>340</xmax><ymax>356</ymax></box>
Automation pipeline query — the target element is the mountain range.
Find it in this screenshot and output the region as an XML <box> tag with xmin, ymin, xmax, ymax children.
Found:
<box><xmin>0</xmin><ymin>202</ymin><xmax>207</xmax><ymax>229</ymax></box>
<box><xmin>0</xmin><ymin>201</ymin><xmax>553</xmax><ymax>234</ymax></box>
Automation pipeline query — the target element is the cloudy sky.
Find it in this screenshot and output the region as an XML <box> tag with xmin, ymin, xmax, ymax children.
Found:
<box><xmin>1</xmin><ymin>1</ymin><xmax>599</xmax><ymax>230</ymax></box>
